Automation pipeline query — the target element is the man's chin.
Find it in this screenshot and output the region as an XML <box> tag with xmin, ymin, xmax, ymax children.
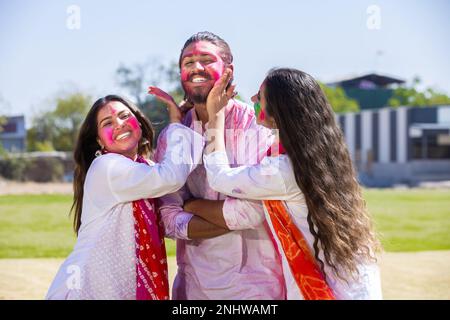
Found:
<box><xmin>190</xmin><ymin>94</ymin><xmax>207</xmax><ymax>104</ymax></box>
<box><xmin>184</xmin><ymin>87</ymin><xmax>210</xmax><ymax>104</ymax></box>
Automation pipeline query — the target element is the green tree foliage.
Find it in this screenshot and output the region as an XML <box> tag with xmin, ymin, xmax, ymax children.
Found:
<box><xmin>388</xmin><ymin>77</ymin><xmax>450</xmax><ymax>107</ymax></box>
<box><xmin>0</xmin><ymin>94</ymin><xmax>9</xmax><ymax>155</ymax></box>
<box><xmin>0</xmin><ymin>116</ymin><xmax>6</xmax><ymax>156</ymax></box>
<box><xmin>319</xmin><ymin>83</ymin><xmax>360</xmax><ymax>113</ymax></box>
<box><xmin>27</xmin><ymin>93</ymin><xmax>92</xmax><ymax>151</ymax></box>
<box><xmin>116</xmin><ymin>60</ymin><xmax>184</xmax><ymax>141</ymax></box>
<box><xmin>0</xmin><ymin>116</ymin><xmax>5</xmax><ymax>132</ymax></box>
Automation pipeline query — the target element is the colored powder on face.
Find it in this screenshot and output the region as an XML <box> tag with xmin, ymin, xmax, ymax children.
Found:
<box><xmin>100</xmin><ymin>126</ymin><xmax>114</xmax><ymax>146</ymax></box>
<box><xmin>259</xmin><ymin>108</ymin><xmax>266</xmax><ymax>121</ymax></box>
<box><xmin>127</xmin><ymin>116</ymin><xmax>140</xmax><ymax>130</ymax></box>
<box><xmin>210</xmin><ymin>65</ymin><xmax>223</xmax><ymax>82</ymax></box>
<box><xmin>253</xmin><ymin>102</ymin><xmax>261</xmax><ymax>117</ymax></box>
<box><xmin>254</xmin><ymin>102</ymin><xmax>266</xmax><ymax>121</ymax></box>
<box><xmin>180</xmin><ymin>41</ymin><xmax>225</xmax><ymax>83</ymax></box>
<box><xmin>181</xmin><ymin>68</ymin><xmax>190</xmax><ymax>82</ymax></box>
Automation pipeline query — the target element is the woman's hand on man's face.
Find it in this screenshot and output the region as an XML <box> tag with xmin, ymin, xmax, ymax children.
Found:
<box><xmin>206</xmin><ymin>68</ymin><xmax>236</xmax><ymax>118</ymax></box>
<box><xmin>148</xmin><ymin>86</ymin><xmax>182</xmax><ymax>123</ymax></box>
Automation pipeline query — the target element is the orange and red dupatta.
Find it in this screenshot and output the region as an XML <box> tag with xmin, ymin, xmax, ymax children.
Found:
<box><xmin>263</xmin><ymin>143</ymin><xmax>335</xmax><ymax>300</ymax></box>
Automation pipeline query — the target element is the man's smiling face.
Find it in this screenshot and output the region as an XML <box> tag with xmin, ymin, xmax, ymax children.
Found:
<box><xmin>180</xmin><ymin>41</ymin><xmax>227</xmax><ymax>104</ymax></box>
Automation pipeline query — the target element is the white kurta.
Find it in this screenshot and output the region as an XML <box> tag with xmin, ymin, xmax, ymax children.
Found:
<box><xmin>46</xmin><ymin>123</ymin><xmax>203</xmax><ymax>299</ymax></box>
<box><xmin>204</xmin><ymin>151</ymin><xmax>383</xmax><ymax>300</ymax></box>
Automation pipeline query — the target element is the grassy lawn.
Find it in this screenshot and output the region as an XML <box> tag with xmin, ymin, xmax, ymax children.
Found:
<box><xmin>0</xmin><ymin>189</ymin><xmax>449</xmax><ymax>258</ymax></box>
<box><xmin>364</xmin><ymin>189</ymin><xmax>450</xmax><ymax>252</ymax></box>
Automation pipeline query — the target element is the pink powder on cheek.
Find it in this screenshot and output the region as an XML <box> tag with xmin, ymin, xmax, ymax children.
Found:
<box><xmin>99</xmin><ymin>127</ymin><xmax>114</xmax><ymax>147</ymax></box>
<box><xmin>126</xmin><ymin>116</ymin><xmax>142</xmax><ymax>142</ymax></box>
<box><xmin>258</xmin><ymin>109</ymin><xmax>266</xmax><ymax>121</ymax></box>
<box><xmin>181</xmin><ymin>68</ymin><xmax>190</xmax><ymax>82</ymax></box>
<box><xmin>127</xmin><ymin>116</ymin><xmax>140</xmax><ymax>130</ymax></box>
<box><xmin>208</xmin><ymin>61</ymin><xmax>224</xmax><ymax>81</ymax></box>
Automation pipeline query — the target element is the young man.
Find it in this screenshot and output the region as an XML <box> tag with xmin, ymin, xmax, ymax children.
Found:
<box><xmin>154</xmin><ymin>32</ymin><xmax>285</xmax><ymax>300</ymax></box>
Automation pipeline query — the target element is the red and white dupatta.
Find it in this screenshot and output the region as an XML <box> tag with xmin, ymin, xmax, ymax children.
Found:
<box><xmin>132</xmin><ymin>155</ymin><xmax>169</xmax><ymax>300</ymax></box>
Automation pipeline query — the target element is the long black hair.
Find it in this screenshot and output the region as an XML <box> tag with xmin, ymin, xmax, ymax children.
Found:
<box><xmin>264</xmin><ymin>68</ymin><xmax>380</xmax><ymax>281</ymax></box>
<box><xmin>71</xmin><ymin>95</ymin><xmax>154</xmax><ymax>234</ymax></box>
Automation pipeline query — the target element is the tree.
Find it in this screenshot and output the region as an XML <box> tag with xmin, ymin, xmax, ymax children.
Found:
<box><xmin>27</xmin><ymin>93</ymin><xmax>92</xmax><ymax>151</ymax></box>
<box><xmin>116</xmin><ymin>59</ymin><xmax>184</xmax><ymax>141</ymax></box>
<box><xmin>0</xmin><ymin>116</ymin><xmax>6</xmax><ymax>156</ymax></box>
<box><xmin>0</xmin><ymin>115</ymin><xmax>5</xmax><ymax>133</ymax></box>
<box><xmin>26</xmin><ymin>111</ymin><xmax>56</xmax><ymax>151</ymax></box>
<box><xmin>116</xmin><ymin>58</ymin><xmax>176</xmax><ymax>106</ymax></box>
<box><xmin>319</xmin><ymin>83</ymin><xmax>360</xmax><ymax>113</ymax></box>
<box><xmin>388</xmin><ymin>76</ymin><xmax>450</xmax><ymax>107</ymax></box>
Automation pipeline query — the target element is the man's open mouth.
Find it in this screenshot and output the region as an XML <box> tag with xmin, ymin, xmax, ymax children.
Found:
<box><xmin>190</xmin><ymin>74</ymin><xmax>210</xmax><ymax>83</ymax></box>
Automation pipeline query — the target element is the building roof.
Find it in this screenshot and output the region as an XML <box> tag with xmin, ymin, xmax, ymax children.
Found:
<box><xmin>328</xmin><ymin>73</ymin><xmax>405</xmax><ymax>88</ymax></box>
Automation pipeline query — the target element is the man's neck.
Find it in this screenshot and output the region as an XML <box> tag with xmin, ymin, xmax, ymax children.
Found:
<box><xmin>193</xmin><ymin>103</ymin><xmax>209</xmax><ymax>126</ymax></box>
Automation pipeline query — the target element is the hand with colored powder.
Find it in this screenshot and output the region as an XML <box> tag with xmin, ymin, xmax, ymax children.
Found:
<box><xmin>206</xmin><ymin>68</ymin><xmax>236</xmax><ymax>118</ymax></box>
<box><xmin>148</xmin><ymin>86</ymin><xmax>182</xmax><ymax>123</ymax></box>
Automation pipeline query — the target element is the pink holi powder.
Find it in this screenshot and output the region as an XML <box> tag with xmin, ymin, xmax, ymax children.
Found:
<box><xmin>127</xmin><ymin>116</ymin><xmax>140</xmax><ymax>130</ymax></box>
<box><xmin>180</xmin><ymin>41</ymin><xmax>225</xmax><ymax>82</ymax></box>
<box><xmin>258</xmin><ymin>109</ymin><xmax>266</xmax><ymax>121</ymax></box>
<box><xmin>100</xmin><ymin>126</ymin><xmax>115</xmax><ymax>146</ymax></box>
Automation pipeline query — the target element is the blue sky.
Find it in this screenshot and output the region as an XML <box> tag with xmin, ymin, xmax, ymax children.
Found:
<box><xmin>1</xmin><ymin>0</ymin><xmax>449</xmax><ymax>125</ymax></box>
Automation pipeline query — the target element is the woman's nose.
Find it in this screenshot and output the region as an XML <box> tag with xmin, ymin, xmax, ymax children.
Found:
<box><xmin>251</xmin><ymin>94</ymin><xmax>257</xmax><ymax>103</ymax></box>
<box><xmin>114</xmin><ymin>118</ymin><xmax>125</xmax><ymax>130</ymax></box>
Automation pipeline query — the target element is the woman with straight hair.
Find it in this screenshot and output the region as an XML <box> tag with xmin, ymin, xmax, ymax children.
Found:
<box><xmin>185</xmin><ymin>68</ymin><xmax>383</xmax><ymax>299</ymax></box>
<box><xmin>46</xmin><ymin>94</ymin><xmax>203</xmax><ymax>300</ymax></box>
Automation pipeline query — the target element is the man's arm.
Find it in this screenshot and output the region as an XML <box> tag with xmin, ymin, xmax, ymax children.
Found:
<box><xmin>188</xmin><ymin>216</ymin><xmax>229</xmax><ymax>239</ymax></box>
<box><xmin>159</xmin><ymin>188</ymin><xmax>230</xmax><ymax>239</ymax></box>
<box><xmin>184</xmin><ymin>197</ymin><xmax>266</xmax><ymax>231</ymax></box>
<box><xmin>184</xmin><ymin>199</ymin><xmax>227</xmax><ymax>229</ymax></box>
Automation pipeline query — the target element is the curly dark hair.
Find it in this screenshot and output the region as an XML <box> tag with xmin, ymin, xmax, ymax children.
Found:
<box><xmin>264</xmin><ymin>68</ymin><xmax>381</xmax><ymax>281</ymax></box>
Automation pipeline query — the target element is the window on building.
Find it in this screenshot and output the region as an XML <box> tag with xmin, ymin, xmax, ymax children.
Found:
<box><xmin>1</xmin><ymin>122</ymin><xmax>17</xmax><ymax>133</ymax></box>
<box><xmin>411</xmin><ymin>133</ymin><xmax>450</xmax><ymax>159</ymax></box>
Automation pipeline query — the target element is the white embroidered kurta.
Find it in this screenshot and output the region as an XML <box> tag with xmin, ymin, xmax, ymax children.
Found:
<box><xmin>204</xmin><ymin>150</ymin><xmax>383</xmax><ymax>300</ymax></box>
<box><xmin>46</xmin><ymin>123</ymin><xmax>203</xmax><ymax>300</ymax></box>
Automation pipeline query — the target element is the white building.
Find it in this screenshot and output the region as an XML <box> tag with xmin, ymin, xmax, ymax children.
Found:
<box><xmin>336</xmin><ymin>105</ymin><xmax>450</xmax><ymax>186</ymax></box>
<box><xmin>0</xmin><ymin>115</ymin><xmax>26</xmax><ymax>152</ymax></box>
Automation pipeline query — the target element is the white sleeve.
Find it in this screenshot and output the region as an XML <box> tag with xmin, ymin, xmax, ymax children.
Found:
<box><xmin>97</xmin><ymin>123</ymin><xmax>204</xmax><ymax>203</ymax></box>
<box><xmin>222</xmin><ymin>198</ymin><xmax>266</xmax><ymax>230</ymax></box>
<box><xmin>204</xmin><ymin>150</ymin><xmax>300</xmax><ymax>201</ymax></box>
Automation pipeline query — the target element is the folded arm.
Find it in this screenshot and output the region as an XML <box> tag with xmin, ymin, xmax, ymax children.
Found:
<box><xmin>184</xmin><ymin>197</ymin><xmax>266</xmax><ymax>231</ymax></box>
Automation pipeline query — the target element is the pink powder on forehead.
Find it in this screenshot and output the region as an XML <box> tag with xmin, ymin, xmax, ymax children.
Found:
<box><xmin>181</xmin><ymin>41</ymin><xmax>223</xmax><ymax>60</ymax></box>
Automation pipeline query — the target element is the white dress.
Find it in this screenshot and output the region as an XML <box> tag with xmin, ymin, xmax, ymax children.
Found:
<box><xmin>46</xmin><ymin>123</ymin><xmax>204</xmax><ymax>299</ymax></box>
<box><xmin>203</xmin><ymin>150</ymin><xmax>383</xmax><ymax>300</ymax></box>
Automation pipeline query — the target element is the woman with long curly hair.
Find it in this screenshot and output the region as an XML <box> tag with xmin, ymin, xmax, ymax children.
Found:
<box><xmin>46</xmin><ymin>94</ymin><xmax>203</xmax><ymax>299</ymax></box>
<box><xmin>186</xmin><ymin>68</ymin><xmax>382</xmax><ymax>299</ymax></box>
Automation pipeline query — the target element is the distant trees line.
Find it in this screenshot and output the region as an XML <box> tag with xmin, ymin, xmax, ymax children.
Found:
<box><xmin>3</xmin><ymin>60</ymin><xmax>450</xmax><ymax>154</ymax></box>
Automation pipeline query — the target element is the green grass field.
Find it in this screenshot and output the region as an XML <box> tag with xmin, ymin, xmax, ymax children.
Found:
<box><xmin>0</xmin><ymin>189</ymin><xmax>449</xmax><ymax>258</ymax></box>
